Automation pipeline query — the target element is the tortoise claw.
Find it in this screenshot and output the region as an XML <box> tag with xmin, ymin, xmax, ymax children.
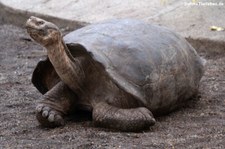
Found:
<box><xmin>36</xmin><ymin>103</ymin><xmax>65</xmax><ymax>128</ymax></box>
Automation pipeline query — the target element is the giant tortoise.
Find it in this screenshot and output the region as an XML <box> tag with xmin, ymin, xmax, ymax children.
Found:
<box><xmin>26</xmin><ymin>16</ymin><xmax>205</xmax><ymax>131</ymax></box>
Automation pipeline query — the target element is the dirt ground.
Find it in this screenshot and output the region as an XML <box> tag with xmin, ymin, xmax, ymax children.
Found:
<box><xmin>0</xmin><ymin>23</ymin><xmax>224</xmax><ymax>149</ymax></box>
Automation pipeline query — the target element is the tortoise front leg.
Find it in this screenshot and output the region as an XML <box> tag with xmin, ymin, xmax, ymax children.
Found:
<box><xmin>36</xmin><ymin>81</ymin><xmax>77</xmax><ymax>127</ymax></box>
<box><xmin>93</xmin><ymin>102</ymin><xmax>156</xmax><ymax>132</ymax></box>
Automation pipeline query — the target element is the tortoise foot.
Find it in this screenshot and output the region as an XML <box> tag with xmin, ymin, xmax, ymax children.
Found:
<box><xmin>36</xmin><ymin>103</ymin><xmax>65</xmax><ymax>128</ymax></box>
<box><xmin>93</xmin><ymin>102</ymin><xmax>156</xmax><ymax>132</ymax></box>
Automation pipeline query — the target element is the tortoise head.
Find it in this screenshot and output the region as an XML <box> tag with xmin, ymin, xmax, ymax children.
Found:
<box><xmin>26</xmin><ymin>16</ymin><xmax>61</xmax><ymax>46</ymax></box>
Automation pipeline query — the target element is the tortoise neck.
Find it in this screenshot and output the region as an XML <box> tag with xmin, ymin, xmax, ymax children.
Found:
<box><xmin>46</xmin><ymin>39</ymin><xmax>84</xmax><ymax>92</ymax></box>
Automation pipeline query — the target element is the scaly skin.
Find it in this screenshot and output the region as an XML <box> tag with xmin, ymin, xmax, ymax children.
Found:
<box><xmin>93</xmin><ymin>102</ymin><xmax>155</xmax><ymax>132</ymax></box>
<box><xmin>36</xmin><ymin>81</ymin><xmax>77</xmax><ymax>127</ymax></box>
<box><xmin>26</xmin><ymin>16</ymin><xmax>85</xmax><ymax>127</ymax></box>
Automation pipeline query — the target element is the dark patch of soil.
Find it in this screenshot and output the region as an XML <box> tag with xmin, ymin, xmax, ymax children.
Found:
<box><xmin>0</xmin><ymin>24</ymin><xmax>224</xmax><ymax>149</ymax></box>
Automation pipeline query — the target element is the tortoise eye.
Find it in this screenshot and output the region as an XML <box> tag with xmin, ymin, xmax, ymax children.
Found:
<box><xmin>36</xmin><ymin>21</ymin><xmax>44</xmax><ymax>26</ymax></box>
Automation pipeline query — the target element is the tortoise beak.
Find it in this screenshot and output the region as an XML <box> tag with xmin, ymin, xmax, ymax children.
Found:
<box><xmin>26</xmin><ymin>16</ymin><xmax>59</xmax><ymax>31</ymax></box>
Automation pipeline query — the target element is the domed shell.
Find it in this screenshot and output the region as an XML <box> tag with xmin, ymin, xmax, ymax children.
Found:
<box><xmin>63</xmin><ymin>19</ymin><xmax>204</xmax><ymax>107</ymax></box>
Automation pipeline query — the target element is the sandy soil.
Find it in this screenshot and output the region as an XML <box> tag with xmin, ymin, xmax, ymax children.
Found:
<box><xmin>0</xmin><ymin>24</ymin><xmax>224</xmax><ymax>149</ymax></box>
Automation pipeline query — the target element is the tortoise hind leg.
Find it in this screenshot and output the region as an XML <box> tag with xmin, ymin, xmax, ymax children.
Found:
<box><xmin>36</xmin><ymin>81</ymin><xmax>77</xmax><ymax>127</ymax></box>
<box><xmin>92</xmin><ymin>102</ymin><xmax>156</xmax><ymax>132</ymax></box>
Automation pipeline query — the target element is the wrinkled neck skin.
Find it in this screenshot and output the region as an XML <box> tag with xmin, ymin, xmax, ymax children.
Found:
<box><xmin>45</xmin><ymin>37</ymin><xmax>84</xmax><ymax>93</ymax></box>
